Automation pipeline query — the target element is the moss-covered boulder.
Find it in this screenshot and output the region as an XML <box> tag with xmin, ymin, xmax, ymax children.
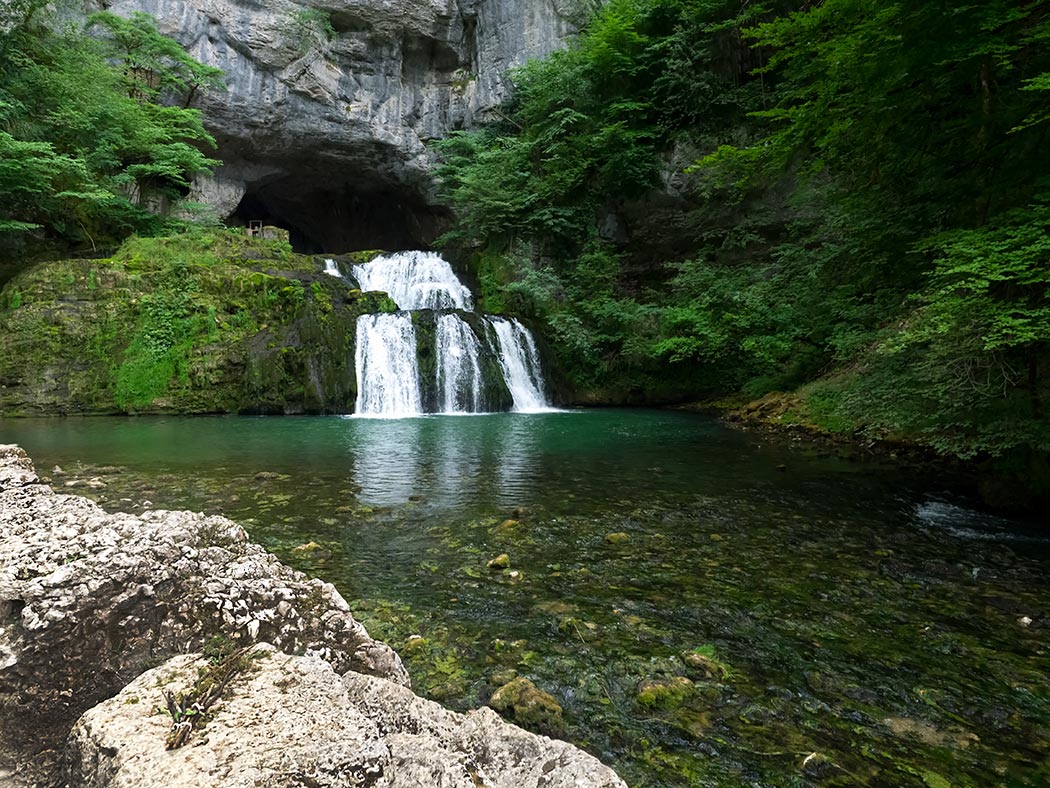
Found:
<box><xmin>488</xmin><ymin>676</ymin><xmax>564</xmax><ymax>736</ymax></box>
<box><xmin>0</xmin><ymin>231</ymin><xmax>391</xmax><ymax>416</ymax></box>
<box><xmin>635</xmin><ymin>676</ymin><xmax>694</xmax><ymax>710</ymax></box>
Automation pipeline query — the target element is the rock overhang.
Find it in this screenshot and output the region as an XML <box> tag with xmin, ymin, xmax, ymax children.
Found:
<box><xmin>102</xmin><ymin>0</ymin><xmax>579</xmax><ymax>251</ymax></box>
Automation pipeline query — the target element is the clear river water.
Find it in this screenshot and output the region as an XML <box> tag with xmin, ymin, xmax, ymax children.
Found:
<box><xmin>1</xmin><ymin>410</ymin><xmax>1047</xmax><ymax>787</ymax></box>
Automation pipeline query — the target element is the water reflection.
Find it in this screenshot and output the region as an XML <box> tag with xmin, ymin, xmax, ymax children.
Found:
<box><xmin>344</xmin><ymin>414</ymin><xmax>548</xmax><ymax>507</ymax></box>
<box><xmin>345</xmin><ymin>416</ymin><xmax>424</xmax><ymax>505</ymax></box>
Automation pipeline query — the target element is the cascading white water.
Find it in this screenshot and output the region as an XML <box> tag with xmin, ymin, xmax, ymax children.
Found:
<box><xmin>354</xmin><ymin>313</ymin><xmax>422</xmax><ymax>417</ymax></box>
<box><xmin>323</xmin><ymin>258</ymin><xmax>343</xmax><ymax>278</ymax></box>
<box><xmin>436</xmin><ymin>314</ymin><xmax>483</xmax><ymax>414</ymax></box>
<box><xmin>491</xmin><ymin>317</ymin><xmax>551</xmax><ymax>412</ymax></box>
<box><xmin>352</xmin><ymin>250</ymin><xmax>552</xmax><ymax>416</ymax></box>
<box><xmin>353</xmin><ymin>251</ymin><xmax>473</xmax><ymax>311</ymax></box>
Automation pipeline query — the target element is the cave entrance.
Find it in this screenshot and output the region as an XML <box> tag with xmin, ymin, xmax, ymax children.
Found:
<box><xmin>230</xmin><ymin>176</ymin><xmax>451</xmax><ymax>255</ymax></box>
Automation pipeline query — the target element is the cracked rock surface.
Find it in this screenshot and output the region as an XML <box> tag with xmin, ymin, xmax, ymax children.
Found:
<box><xmin>0</xmin><ymin>444</ymin><xmax>405</xmax><ymax>785</ymax></box>
<box><xmin>99</xmin><ymin>0</ymin><xmax>580</xmax><ymax>249</ymax></box>
<box><xmin>69</xmin><ymin>644</ymin><xmax>627</xmax><ymax>788</ymax></box>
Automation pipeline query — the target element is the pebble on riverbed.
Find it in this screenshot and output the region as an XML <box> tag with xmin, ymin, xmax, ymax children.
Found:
<box><xmin>495</xmin><ymin>519</ymin><xmax>520</xmax><ymax>535</ymax></box>
<box><xmin>487</xmin><ymin>553</ymin><xmax>510</xmax><ymax>570</ymax></box>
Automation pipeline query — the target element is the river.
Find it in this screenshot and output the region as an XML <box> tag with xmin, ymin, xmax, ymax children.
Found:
<box><xmin>2</xmin><ymin>410</ymin><xmax>1047</xmax><ymax>787</ymax></box>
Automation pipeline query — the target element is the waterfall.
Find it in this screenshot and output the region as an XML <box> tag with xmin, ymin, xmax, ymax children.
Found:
<box><xmin>436</xmin><ymin>314</ymin><xmax>483</xmax><ymax>414</ymax></box>
<box><xmin>354</xmin><ymin>313</ymin><xmax>422</xmax><ymax>417</ymax></box>
<box><xmin>352</xmin><ymin>251</ymin><xmax>552</xmax><ymax>416</ymax></box>
<box><xmin>323</xmin><ymin>258</ymin><xmax>343</xmax><ymax>278</ymax></box>
<box><xmin>353</xmin><ymin>251</ymin><xmax>473</xmax><ymax>311</ymax></box>
<box><xmin>491</xmin><ymin>317</ymin><xmax>551</xmax><ymax>412</ymax></box>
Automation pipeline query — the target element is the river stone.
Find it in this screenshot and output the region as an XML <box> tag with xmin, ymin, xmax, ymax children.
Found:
<box><xmin>487</xmin><ymin>553</ymin><xmax>510</xmax><ymax>570</ymax></box>
<box><xmin>0</xmin><ymin>444</ymin><xmax>406</xmax><ymax>783</ymax></box>
<box><xmin>488</xmin><ymin>676</ymin><xmax>564</xmax><ymax>736</ymax></box>
<box><xmin>67</xmin><ymin>644</ymin><xmax>626</xmax><ymax>788</ymax></box>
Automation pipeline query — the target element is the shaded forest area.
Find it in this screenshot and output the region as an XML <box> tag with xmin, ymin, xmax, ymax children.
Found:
<box><xmin>436</xmin><ymin>0</ymin><xmax>1050</xmax><ymax>498</ymax></box>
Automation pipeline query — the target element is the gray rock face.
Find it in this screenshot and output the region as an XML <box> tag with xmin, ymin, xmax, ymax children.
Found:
<box><xmin>0</xmin><ymin>444</ymin><xmax>405</xmax><ymax>784</ymax></box>
<box><xmin>101</xmin><ymin>0</ymin><xmax>580</xmax><ymax>250</ymax></box>
<box><xmin>68</xmin><ymin>644</ymin><xmax>626</xmax><ymax>788</ymax></box>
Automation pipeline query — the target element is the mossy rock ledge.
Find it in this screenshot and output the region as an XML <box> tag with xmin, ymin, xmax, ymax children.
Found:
<box><xmin>0</xmin><ymin>232</ymin><xmax>392</xmax><ymax>416</ymax></box>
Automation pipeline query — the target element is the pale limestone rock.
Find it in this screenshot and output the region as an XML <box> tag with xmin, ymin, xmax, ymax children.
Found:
<box><xmin>344</xmin><ymin>670</ymin><xmax>623</xmax><ymax>787</ymax></box>
<box><xmin>97</xmin><ymin>0</ymin><xmax>581</xmax><ymax>249</ymax></box>
<box><xmin>68</xmin><ymin>645</ymin><xmax>627</xmax><ymax>788</ymax></box>
<box><xmin>0</xmin><ymin>445</ymin><xmax>405</xmax><ymax>785</ymax></box>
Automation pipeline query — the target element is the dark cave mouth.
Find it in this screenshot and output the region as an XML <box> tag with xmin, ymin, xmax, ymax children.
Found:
<box><xmin>230</xmin><ymin>178</ymin><xmax>452</xmax><ymax>255</ymax></box>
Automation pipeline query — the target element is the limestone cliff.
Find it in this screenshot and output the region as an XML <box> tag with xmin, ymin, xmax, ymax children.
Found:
<box><xmin>102</xmin><ymin>0</ymin><xmax>582</xmax><ymax>250</ymax></box>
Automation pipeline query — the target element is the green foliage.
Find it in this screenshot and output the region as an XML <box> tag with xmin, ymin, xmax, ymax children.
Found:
<box><xmin>114</xmin><ymin>264</ymin><xmax>210</xmax><ymax>409</ymax></box>
<box><xmin>0</xmin><ymin>7</ymin><xmax>221</xmax><ymax>255</ymax></box>
<box><xmin>87</xmin><ymin>12</ymin><xmax>224</xmax><ymax>103</ymax></box>
<box><xmin>288</xmin><ymin>8</ymin><xmax>336</xmax><ymax>53</ymax></box>
<box><xmin>438</xmin><ymin>0</ymin><xmax>1050</xmax><ymax>464</ymax></box>
<box><xmin>833</xmin><ymin>205</ymin><xmax>1050</xmax><ymax>457</ymax></box>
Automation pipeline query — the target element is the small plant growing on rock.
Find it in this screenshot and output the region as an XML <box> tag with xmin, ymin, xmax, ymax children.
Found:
<box><xmin>288</xmin><ymin>8</ymin><xmax>335</xmax><ymax>53</ymax></box>
<box><xmin>163</xmin><ymin>645</ymin><xmax>253</xmax><ymax>749</ymax></box>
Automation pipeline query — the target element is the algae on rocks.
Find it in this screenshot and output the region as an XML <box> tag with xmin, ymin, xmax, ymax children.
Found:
<box><xmin>0</xmin><ymin>231</ymin><xmax>392</xmax><ymax>416</ymax></box>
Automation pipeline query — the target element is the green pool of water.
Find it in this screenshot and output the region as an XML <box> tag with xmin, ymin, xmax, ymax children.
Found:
<box><xmin>2</xmin><ymin>410</ymin><xmax>1047</xmax><ymax>787</ymax></box>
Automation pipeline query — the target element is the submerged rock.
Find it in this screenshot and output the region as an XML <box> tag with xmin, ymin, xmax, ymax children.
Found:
<box><xmin>487</xmin><ymin>553</ymin><xmax>511</xmax><ymax>570</ymax></box>
<box><xmin>800</xmin><ymin>751</ymin><xmax>837</xmax><ymax>779</ymax></box>
<box><xmin>495</xmin><ymin>518</ymin><xmax>520</xmax><ymax>535</ymax></box>
<box><xmin>488</xmin><ymin>676</ymin><xmax>564</xmax><ymax>736</ymax></box>
<box><xmin>682</xmin><ymin>650</ymin><xmax>729</xmax><ymax>681</ymax></box>
<box><xmin>635</xmin><ymin>676</ymin><xmax>694</xmax><ymax>710</ymax></box>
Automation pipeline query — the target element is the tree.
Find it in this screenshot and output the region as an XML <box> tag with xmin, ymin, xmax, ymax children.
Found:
<box><xmin>0</xmin><ymin>9</ymin><xmax>221</xmax><ymax>252</ymax></box>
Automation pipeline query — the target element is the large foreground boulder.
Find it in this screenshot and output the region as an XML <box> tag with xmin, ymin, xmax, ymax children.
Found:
<box><xmin>0</xmin><ymin>444</ymin><xmax>405</xmax><ymax>784</ymax></box>
<box><xmin>68</xmin><ymin>644</ymin><xmax>625</xmax><ymax>788</ymax></box>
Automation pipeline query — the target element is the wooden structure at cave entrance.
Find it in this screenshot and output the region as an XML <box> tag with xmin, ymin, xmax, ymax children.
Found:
<box><xmin>246</xmin><ymin>222</ymin><xmax>290</xmax><ymax>243</ymax></box>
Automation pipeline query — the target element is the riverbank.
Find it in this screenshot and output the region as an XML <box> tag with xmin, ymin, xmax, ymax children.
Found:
<box><xmin>669</xmin><ymin>391</ymin><xmax>1049</xmax><ymax>514</ymax></box>
<box><xmin>0</xmin><ymin>443</ymin><xmax>625</xmax><ymax>788</ymax></box>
